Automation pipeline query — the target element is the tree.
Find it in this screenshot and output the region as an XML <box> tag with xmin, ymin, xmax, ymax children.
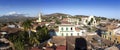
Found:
<box><xmin>29</xmin><ymin>33</ymin><xmax>40</xmax><ymax>46</ymax></box>
<box><xmin>96</xmin><ymin>17</ymin><xmax>101</xmax><ymax>22</ymax></box>
<box><xmin>7</xmin><ymin>31</ymin><xmax>27</xmax><ymax>50</ymax></box>
<box><xmin>36</xmin><ymin>26</ymin><xmax>50</xmax><ymax>43</ymax></box>
<box><xmin>56</xmin><ymin>20</ymin><xmax>61</xmax><ymax>24</ymax></box>
<box><xmin>79</xmin><ymin>18</ymin><xmax>81</xmax><ymax>21</ymax></box>
<box><xmin>22</xmin><ymin>19</ymin><xmax>32</xmax><ymax>38</ymax></box>
<box><xmin>7</xmin><ymin>31</ymin><xmax>40</xmax><ymax>49</ymax></box>
<box><xmin>14</xmin><ymin>40</ymin><xmax>25</xmax><ymax>50</ymax></box>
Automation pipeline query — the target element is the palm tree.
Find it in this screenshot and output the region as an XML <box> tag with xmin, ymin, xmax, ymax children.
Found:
<box><xmin>22</xmin><ymin>19</ymin><xmax>32</xmax><ymax>38</ymax></box>
<box><xmin>14</xmin><ymin>40</ymin><xmax>25</xmax><ymax>50</ymax></box>
<box><xmin>36</xmin><ymin>26</ymin><xmax>50</xmax><ymax>42</ymax></box>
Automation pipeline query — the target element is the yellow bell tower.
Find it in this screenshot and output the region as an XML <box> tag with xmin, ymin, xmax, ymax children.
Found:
<box><xmin>36</xmin><ymin>13</ymin><xmax>42</xmax><ymax>22</ymax></box>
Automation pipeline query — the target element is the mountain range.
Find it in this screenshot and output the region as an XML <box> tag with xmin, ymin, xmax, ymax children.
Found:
<box><xmin>0</xmin><ymin>13</ymin><xmax>34</xmax><ymax>23</ymax></box>
<box><xmin>0</xmin><ymin>13</ymin><xmax>110</xmax><ymax>23</ymax></box>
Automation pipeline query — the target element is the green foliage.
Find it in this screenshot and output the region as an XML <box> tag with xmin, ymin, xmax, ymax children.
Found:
<box><xmin>7</xmin><ymin>31</ymin><xmax>40</xmax><ymax>49</ymax></box>
<box><xmin>7</xmin><ymin>31</ymin><xmax>27</xmax><ymax>50</ymax></box>
<box><xmin>7</xmin><ymin>20</ymin><xmax>50</xmax><ymax>50</ymax></box>
<box><xmin>22</xmin><ymin>19</ymin><xmax>32</xmax><ymax>30</ymax></box>
<box><xmin>96</xmin><ymin>17</ymin><xmax>101</xmax><ymax>22</ymax></box>
<box><xmin>79</xmin><ymin>18</ymin><xmax>81</xmax><ymax>21</ymax></box>
<box><xmin>14</xmin><ymin>40</ymin><xmax>25</xmax><ymax>50</ymax></box>
<box><xmin>55</xmin><ymin>20</ymin><xmax>61</xmax><ymax>24</ymax></box>
<box><xmin>36</xmin><ymin>26</ymin><xmax>50</xmax><ymax>42</ymax></box>
<box><xmin>101</xmin><ymin>17</ymin><xmax>107</xmax><ymax>20</ymax></box>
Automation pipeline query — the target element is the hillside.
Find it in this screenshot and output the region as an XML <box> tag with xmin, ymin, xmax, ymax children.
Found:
<box><xmin>0</xmin><ymin>14</ymin><xmax>34</xmax><ymax>23</ymax></box>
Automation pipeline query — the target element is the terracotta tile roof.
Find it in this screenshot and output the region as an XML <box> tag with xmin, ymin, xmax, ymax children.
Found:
<box><xmin>105</xmin><ymin>46</ymin><xmax>119</xmax><ymax>50</ymax></box>
<box><xmin>50</xmin><ymin>36</ymin><xmax>66</xmax><ymax>46</ymax></box>
<box><xmin>62</xmin><ymin>18</ymin><xmax>68</xmax><ymax>21</ymax></box>
<box><xmin>31</xmin><ymin>47</ymin><xmax>40</xmax><ymax>50</ymax></box>
<box><xmin>61</xmin><ymin>21</ymin><xmax>71</xmax><ymax>24</ymax></box>
<box><xmin>38</xmin><ymin>46</ymin><xmax>66</xmax><ymax>50</ymax></box>
<box><xmin>75</xmin><ymin>27</ymin><xmax>80</xmax><ymax>32</ymax></box>
<box><xmin>101</xmin><ymin>38</ymin><xmax>114</xmax><ymax>46</ymax></box>
<box><xmin>56</xmin><ymin>45</ymin><xmax>66</xmax><ymax>50</ymax></box>
<box><xmin>60</xmin><ymin>24</ymin><xmax>74</xmax><ymax>26</ymax></box>
<box><xmin>107</xmin><ymin>25</ymin><xmax>117</xmax><ymax>30</ymax></box>
<box><xmin>1</xmin><ymin>27</ymin><xmax>20</xmax><ymax>34</ymax></box>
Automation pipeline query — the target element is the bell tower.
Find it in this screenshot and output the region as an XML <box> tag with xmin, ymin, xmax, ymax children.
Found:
<box><xmin>36</xmin><ymin>13</ymin><xmax>42</xmax><ymax>22</ymax></box>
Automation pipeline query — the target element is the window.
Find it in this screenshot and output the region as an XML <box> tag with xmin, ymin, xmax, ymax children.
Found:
<box><xmin>109</xmin><ymin>32</ymin><xmax>111</xmax><ymax>35</ymax></box>
<box><xmin>66</xmin><ymin>27</ymin><xmax>68</xmax><ymax>31</ymax></box>
<box><xmin>109</xmin><ymin>38</ymin><xmax>111</xmax><ymax>40</ymax></box>
<box><xmin>105</xmin><ymin>35</ymin><xmax>106</xmax><ymax>38</ymax></box>
<box><xmin>117</xmin><ymin>41</ymin><xmax>119</xmax><ymax>43</ymax></box>
<box><xmin>114</xmin><ymin>40</ymin><xmax>116</xmax><ymax>43</ymax></box>
<box><xmin>115</xmin><ymin>38</ymin><xmax>117</xmax><ymax>40</ymax></box>
<box><xmin>61</xmin><ymin>27</ymin><xmax>63</xmax><ymax>31</ymax></box>
<box><xmin>77</xmin><ymin>33</ymin><xmax>79</xmax><ymax>36</ymax></box>
<box><xmin>62</xmin><ymin>33</ymin><xmax>63</xmax><ymax>36</ymax></box>
<box><xmin>66</xmin><ymin>33</ymin><xmax>68</xmax><ymax>36</ymax></box>
<box><xmin>71</xmin><ymin>27</ymin><xmax>73</xmax><ymax>30</ymax></box>
<box><xmin>82</xmin><ymin>31</ymin><xmax>84</xmax><ymax>33</ymax></box>
<box><xmin>71</xmin><ymin>33</ymin><xmax>73</xmax><ymax>36</ymax></box>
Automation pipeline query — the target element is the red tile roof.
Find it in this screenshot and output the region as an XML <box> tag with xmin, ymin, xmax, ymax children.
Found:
<box><xmin>56</xmin><ymin>46</ymin><xmax>66</xmax><ymax>50</ymax></box>
<box><xmin>61</xmin><ymin>21</ymin><xmax>71</xmax><ymax>24</ymax></box>
<box><xmin>62</xmin><ymin>18</ymin><xmax>68</xmax><ymax>21</ymax></box>
<box><xmin>1</xmin><ymin>26</ymin><xmax>20</xmax><ymax>34</ymax></box>
<box><xmin>31</xmin><ymin>47</ymin><xmax>40</xmax><ymax>50</ymax></box>
<box><xmin>75</xmin><ymin>27</ymin><xmax>80</xmax><ymax>32</ymax></box>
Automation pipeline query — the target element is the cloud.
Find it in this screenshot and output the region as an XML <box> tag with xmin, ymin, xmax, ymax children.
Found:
<box><xmin>7</xmin><ymin>11</ymin><xmax>18</xmax><ymax>15</ymax></box>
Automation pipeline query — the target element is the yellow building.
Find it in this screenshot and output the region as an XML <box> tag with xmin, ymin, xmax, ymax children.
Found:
<box><xmin>102</xmin><ymin>25</ymin><xmax>120</xmax><ymax>44</ymax></box>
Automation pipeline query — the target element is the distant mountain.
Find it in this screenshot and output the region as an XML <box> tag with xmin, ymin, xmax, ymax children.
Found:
<box><xmin>44</xmin><ymin>13</ymin><xmax>71</xmax><ymax>17</ymax></box>
<box><xmin>74</xmin><ymin>15</ymin><xmax>88</xmax><ymax>17</ymax></box>
<box><xmin>0</xmin><ymin>14</ymin><xmax>34</xmax><ymax>23</ymax></box>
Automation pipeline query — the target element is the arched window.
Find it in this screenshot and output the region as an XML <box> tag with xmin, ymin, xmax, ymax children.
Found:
<box><xmin>109</xmin><ymin>38</ymin><xmax>111</xmax><ymax>40</ymax></box>
<box><xmin>62</xmin><ymin>33</ymin><xmax>64</xmax><ymax>36</ymax></box>
<box><xmin>109</xmin><ymin>32</ymin><xmax>111</xmax><ymax>35</ymax></box>
<box><xmin>71</xmin><ymin>27</ymin><xmax>73</xmax><ymax>30</ymax></box>
<box><xmin>117</xmin><ymin>41</ymin><xmax>119</xmax><ymax>43</ymax></box>
<box><xmin>66</xmin><ymin>27</ymin><xmax>68</xmax><ymax>31</ymax></box>
<box><xmin>71</xmin><ymin>33</ymin><xmax>73</xmax><ymax>36</ymax></box>
<box><xmin>105</xmin><ymin>35</ymin><xmax>106</xmax><ymax>38</ymax></box>
<box><xmin>66</xmin><ymin>33</ymin><xmax>68</xmax><ymax>36</ymax></box>
<box><xmin>61</xmin><ymin>27</ymin><xmax>63</xmax><ymax>31</ymax></box>
<box><xmin>77</xmin><ymin>33</ymin><xmax>79</xmax><ymax>36</ymax></box>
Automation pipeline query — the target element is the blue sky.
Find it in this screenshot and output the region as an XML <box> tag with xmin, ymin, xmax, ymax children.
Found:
<box><xmin>0</xmin><ymin>0</ymin><xmax>120</xmax><ymax>18</ymax></box>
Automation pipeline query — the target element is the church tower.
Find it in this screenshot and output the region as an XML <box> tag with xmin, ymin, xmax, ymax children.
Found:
<box><xmin>36</xmin><ymin>13</ymin><xmax>42</xmax><ymax>22</ymax></box>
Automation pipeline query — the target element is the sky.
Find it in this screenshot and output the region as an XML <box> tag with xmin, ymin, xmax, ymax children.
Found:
<box><xmin>0</xmin><ymin>0</ymin><xmax>120</xmax><ymax>18</ymax></box>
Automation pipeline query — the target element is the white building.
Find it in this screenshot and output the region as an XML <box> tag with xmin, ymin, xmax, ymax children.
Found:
<box><xmin>50</xmin><ymin>24</ymin><xmax>86</xmax><ymax>36</ymax></box>
<box><xmin>81</xmin><ymin>16</ymin><xmax>97</xmax><ymax>26</ymax></box>
<box><xmin>68</xmin><ymin>18</ymin><xmax>79</xmax><ymax>25</ymax></box>
<box><xmin>7</xmin><ymin>24</ymin><xmax>16</xmax><ymax>28</ymax></box>
<box><xmin>113</xmin><ymin>27</ymin><xmax>120</xmax><ymax>35</ymax></box>
<box><xmin>62</xmin><ymin>16</ymin><xmax>79</xmax><ymax>25</ymax></box>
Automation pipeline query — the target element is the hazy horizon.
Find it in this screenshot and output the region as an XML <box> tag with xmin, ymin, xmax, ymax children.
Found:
<box><xmin>0</xmin><ymin>0</ymin><xmax>120</xmax><ymax>19</ymax></box>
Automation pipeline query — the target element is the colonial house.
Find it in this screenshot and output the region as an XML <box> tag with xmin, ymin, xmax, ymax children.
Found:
<box><xmin>49</xmin><ymin>24</ymin><xmax>86</xmax><ymax>36</ymax></box>
<box><xmin>102</xmin><ymin>25</ymin><xmax>120</xmax><ymax>44</ymax></box>
<box><xmin>62</xmin><ymin>17</ymin><xmax>79</xmax><ymax>25</ymax></box>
